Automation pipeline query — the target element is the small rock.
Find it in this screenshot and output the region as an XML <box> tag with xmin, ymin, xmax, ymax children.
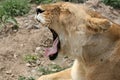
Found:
<box><xmin>39</xmin><ymin>50</ymin><xmax>44</xmax><ymax>55</ymax></box>
<box><xmin>26</xmin><ymin>63</ymin><xmax>31</xmax><ymax>67</ymax></box>
<box><xmin>11</xmin><ymin>74</ymin><xmax>15</xmax><ymax>77</ymax></box>
<box><xmin>6</xmin><ymin>70</ymin><xmax>12</xmax><ymax>75</ymax></box>
<box><xmin>20</xmin><ymin>44</ymin><xmax>24</xmax><ymax>47</ymax></box>
<box><xmin>0</xmin><ymin>66</ymin><xmax>5</xmax><ymax>71</ymax></box>
<box><xmin>13</xmin><ymin>54</ymin><xmax>17</xmax><ymax>59</ymax></box>
<box><xmin>31</xmin><ymin>69</ymin><xmax>36</xmax><ymax>73</ymax></box>
<box><xmin>36</xmin><ymin>60</ymin><xmax>41</xmax><ymax>65</ymax></box>
<box><xmin>35</xmin><ymin>47</ymin><xmax>41</xmax><ymax>52</ymax></box>
<box><xmin>51</xmin><ymin>69</ymin><xmax>57</xmax><ymax>72</ymax></box>
<box><xmin>33</xmin><ymin>25</ymin><xmax>40</xmax><ymax>29</ymax></box>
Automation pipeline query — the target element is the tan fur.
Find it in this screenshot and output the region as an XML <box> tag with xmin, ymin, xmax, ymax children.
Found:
<box><xmin>36</xmin><ymin>2</ymin><xmax>120</xmax><ymax>80</ymax></box>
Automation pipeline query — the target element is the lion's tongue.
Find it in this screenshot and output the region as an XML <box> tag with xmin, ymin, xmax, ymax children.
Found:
<box><xmin>45</xmin><ymin>37</ymin><xmax>59</xmax><ymax>57</ymax></box>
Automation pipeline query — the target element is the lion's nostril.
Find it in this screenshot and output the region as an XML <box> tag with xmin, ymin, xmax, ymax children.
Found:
<box><xmin>36</xmin><ymin>8</ymin><xmax>44</xmax><ymax>14</ymax></box>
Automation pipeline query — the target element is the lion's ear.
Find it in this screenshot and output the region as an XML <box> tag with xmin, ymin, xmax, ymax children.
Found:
<box><xmin>86</xmin><ymin>17</ymin><xmax>112</xmax><ymax>33</ymax></box>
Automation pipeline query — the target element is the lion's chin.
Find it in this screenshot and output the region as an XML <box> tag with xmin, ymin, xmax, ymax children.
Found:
<box><xmin>46</xmin><ymin>28</ymin><xmax>61</xmax><ymax>60</ymax></box>
<box><xmin>49</xmin><ymin>52</ymin><xmax>58</xmax><ymax>60</ymax></box>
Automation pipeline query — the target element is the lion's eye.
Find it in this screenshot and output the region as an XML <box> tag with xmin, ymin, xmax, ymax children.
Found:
<box><xmin>36</xmin><ymin>8</ymin><xmax>44</xmax><ymax>14</ymax></box>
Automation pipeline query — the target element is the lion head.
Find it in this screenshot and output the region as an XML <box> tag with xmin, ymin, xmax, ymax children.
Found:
<box><xmin>35</xmin><ymin>2</ymin><xmax>115</xmax><ymax>62</ymax></box>
<box><xmin>35</xmin><ymin>2</ymin><xmax>120</xmax><ymax>80</ymax></box>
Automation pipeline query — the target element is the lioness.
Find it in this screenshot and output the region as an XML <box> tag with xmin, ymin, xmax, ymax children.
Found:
<box><xmin>35</xmin><ymin>2</ymin><xmax>120</xmax><ymax>80</ymax></box>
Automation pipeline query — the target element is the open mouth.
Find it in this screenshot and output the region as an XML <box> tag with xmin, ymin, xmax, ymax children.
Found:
<box><xmin>35</xmin><ymin>11</ymin><xmax>60</xmax><ymax>60</ymax></box>
<box><xmin>45</xmin><ymin>28</ymin><xmax>61</xmax><ymax>60</ymax></box>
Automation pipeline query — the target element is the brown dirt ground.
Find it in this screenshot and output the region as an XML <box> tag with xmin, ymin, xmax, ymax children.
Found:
<box><xmin>0</xmin><ymin>1</ymin><xmax>120</xmax><ymax>80</ymax></box>
<box><xmin>0</xmin><ymin>4</ymin><xmax>72</xmax><ymax>80</ymax></box>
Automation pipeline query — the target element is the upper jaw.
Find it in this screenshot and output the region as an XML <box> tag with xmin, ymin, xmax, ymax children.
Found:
<box><xmin>35</xmin><ymin>13</ymin><xmax>46</xmax><ymax>25</ymax></box>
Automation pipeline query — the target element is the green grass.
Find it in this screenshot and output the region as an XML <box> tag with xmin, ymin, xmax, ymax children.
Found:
<box><xmin>2</xmin><ymin>0</ymin><xmax>30</xmax><ymax>16</ymax></box>
<box><xmin>0</xmin><ymin>0</ymin><xmax>30</xmax><ymax>33</ymax></box>
<box><xmin>30</xmin><ymin>0</ymin><xmax>62</xmax><ymax>4</ymax></box>
<box><xmin>0</xmin><ymin>6</ymin><xmax>18</xmax><ymax>32</ymax></box>
<box><xmin>24</xmin><ymin>54</ymin><xmax>38</xmax><ymax>63</ymax></box>
<box><xmin>102</xmin><ymin>0</ymin><xmax>120</xmax><ymax>9</ymax></box>
<box><xmin>38</xmin><ymin>64</ymin><xmax>67</xmax><ymax>75</ymax></box>
<box><xmin>0</xmin><ymin>14</ymin><xmax>18</xmax><ymax>32</ymax></box>
<box><xmin>18</xmin><ymin>76</ymin><xmax>35</xmax><ymax>80</ymax></box>
<box><xmin>35</xmin><ymin>0</ymin><xmax>53</xmax><ymax>4</ymax></box>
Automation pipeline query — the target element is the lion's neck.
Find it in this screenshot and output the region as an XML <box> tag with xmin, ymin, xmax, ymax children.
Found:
<box><xmin>77</xmin><ymin>33</ymin><xmax>116</xmax><ymax>66</ymax></box>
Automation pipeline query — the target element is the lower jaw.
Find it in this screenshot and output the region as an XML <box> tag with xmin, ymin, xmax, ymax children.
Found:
<box><xmin>49</xmin><ymin>52</ymin><xmax>58</xmax><ymax>60</ymax></box>
<box><xmin>48</xmin><ymin>28</ymin><xmax>61</xmax><ymax>60</ymax></box>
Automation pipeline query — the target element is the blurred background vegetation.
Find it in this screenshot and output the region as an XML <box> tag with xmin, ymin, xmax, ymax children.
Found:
<box><xmin>0</xmin><ymin>0</ymin><xmax>120</xmax><ymax>33</ymax></box>
<box><xmin>102</xmin><ymin>0</ymin><xmax>120</xmax><ymax>9</ymax></box>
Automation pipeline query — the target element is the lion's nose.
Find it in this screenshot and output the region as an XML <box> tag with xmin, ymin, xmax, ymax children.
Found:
<box><xmin>36</xmin><ymin>8</ymin><xmax>44</xmax><ymax>14</ymax></box>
